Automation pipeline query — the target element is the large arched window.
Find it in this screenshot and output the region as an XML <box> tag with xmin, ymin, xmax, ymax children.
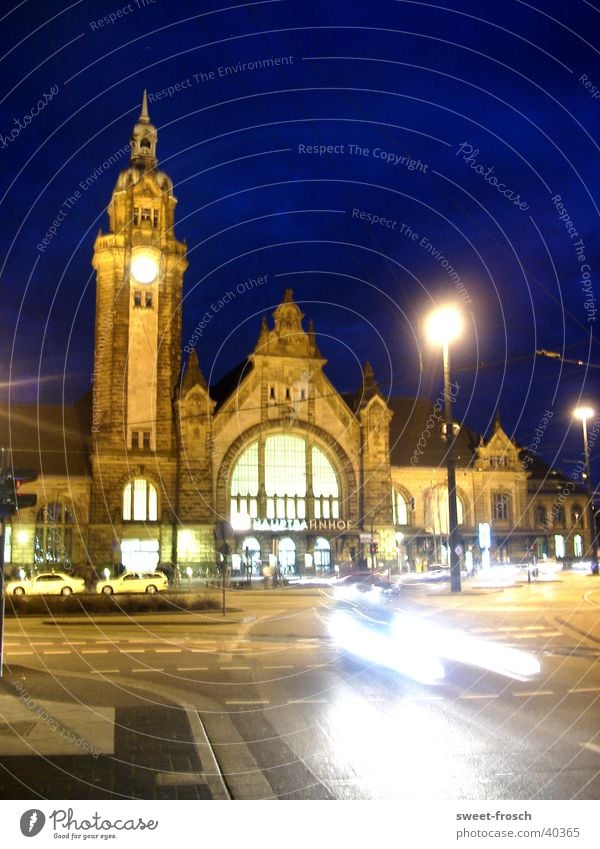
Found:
<box><xmin>34</xmin><ymin>502</ymin><xmax>73</xmax><ymax>567</ymax></box>
<box><xmin>122</xmin><ymin>479</ymin><xmax>158</xmax><ymax>521</ymax></box>
<box><xmin>230</xmin><ymin>434</ymin><xmax>339</xmax><ymax>523</ymax></box>
<box><xmin>424</xmin><ymin>485</ymin><xmax>464</xmax><ymax>534</ymax></box>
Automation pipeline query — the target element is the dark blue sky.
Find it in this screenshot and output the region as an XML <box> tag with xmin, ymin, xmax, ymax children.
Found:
<box><xmin>1</xmin><ymin>0</ymin><xmax>598</xmax><ymax>480</ymax></box>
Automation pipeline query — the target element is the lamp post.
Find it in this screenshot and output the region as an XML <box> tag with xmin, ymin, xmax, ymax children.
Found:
<box><xmin>426</xmin><ymin>306</ymin><xmax>463</xmax><ymax>593</ymax></box>
<box><xmin>573</xmin><ymin>406</ymin><xmax>599</xmax><ymax>575</ymax></box>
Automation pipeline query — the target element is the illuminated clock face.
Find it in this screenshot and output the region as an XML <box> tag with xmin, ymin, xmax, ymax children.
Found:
<box><xmin>131</xmin><ymin>253</ymin><xmax>158</xmax><ymax>284</ymax></box>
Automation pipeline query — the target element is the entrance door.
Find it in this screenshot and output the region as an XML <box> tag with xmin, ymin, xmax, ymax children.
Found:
<box><xmin>278</xmin><ymin>537</ymin><xmax>296</xmax><ymax>574</ymax></box>
<box><xmin>121</xmin><ymin>538</ymin><xmax>159</xmax><ymax>571</ymax></box>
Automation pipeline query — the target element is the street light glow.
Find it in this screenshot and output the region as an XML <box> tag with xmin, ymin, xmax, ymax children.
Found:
<box><xmin>573</xmin><ymin>406</ymin><xmax>594</xmax><ymax>421</ymax></box>
<box><xmin>425</xmin><ymin>305</ymin><xmax>463</xmax><ymax>345</ymax></box>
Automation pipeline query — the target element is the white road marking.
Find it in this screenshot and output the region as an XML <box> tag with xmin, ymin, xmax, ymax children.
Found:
<box><xmin>263</xmin><ymin>665</ymin><xmax>295</xmax><ymax>670</ymax></box>
<box><xmin>177</xmin><ymin>667</ymin><xmax>209</xmax><ymax>671</ymax></box>
<box><xmin>81</xmin><ymin>650</ymin><xmax>109</xmax><ymax>654</ymax></box>
<box><xmin>43</xmin><ymin>650</ymin><xmax>71</xmax><ymax>655</ymax></box>
<box><xmin>132</xmin><ymin>668</ymin><xmax>164</xmax><ymax>673</ymax></box>
<box><xmin>118</xmin><ymin>649</ymin><xmax>145</xmax><ymax>654</ymax></box>
<box><xmin>154</xmin><ymin>649</ymin><xmax>182</xmax><ymax>653</ymax></box>
<box><xmin>569</xmin><ymin>687</ymin><xmax>600</xmax><ymax>694</ymax></box>
<box><xmin>512</xmin><ymin>690</ymin><xmax>554</xmax><ymax>697</ymax></box>
<box><xmin>460</xmin><ymin>693</ymin><xmax>497</xmax><ymax>700</ymax></box>
<box><xmin>221</xmin><ymin>666</ymin><xmax>251</xmax><ymax>671</ymax></box>
<box><xmin>5</xmin><ymin>650</ymin><xmax>33</xmax><ymax>656</ymax></box>
<box><xmin>579</xmin><ymin>742</ymin><xmax>600</xmax><ymax>755</ymax></box>
<box><xmin>91</xmin><ymin>669</ymin><xmax>120</xmax><ymax>674</ymax></box>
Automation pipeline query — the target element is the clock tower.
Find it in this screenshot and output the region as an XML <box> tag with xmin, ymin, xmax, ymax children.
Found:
<box><xmin>89</xmin><ymin>93</ymin><xmax>188</xmax><ymax>566</ymax></box>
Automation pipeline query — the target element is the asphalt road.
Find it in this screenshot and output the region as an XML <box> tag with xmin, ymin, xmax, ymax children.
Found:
<box><xmin>1</xmin><ymin>572</ymin><xmax>599</xmax><ymax>800</ymax></box>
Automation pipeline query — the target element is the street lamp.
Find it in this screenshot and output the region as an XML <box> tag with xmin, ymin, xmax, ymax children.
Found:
<box><xmin>426</xmin><ymin>305</ymin><xmax>463</xmax><ymax>592</ymax></box>
<box><xmin>573</xmin><ymin>406</ymin><xmax>599</xmax><ymax>574</ymax></box>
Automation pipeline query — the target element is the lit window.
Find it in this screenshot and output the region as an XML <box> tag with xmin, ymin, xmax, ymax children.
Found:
<box><xmin>122</xmin><ymin>479</ymin><xmax>158</xmax><ymax>522</ymax></box>
<box><xmin>574</xmin><ymin>535</ymin><xmax>583</xmax><ymax>557</ymax></box>
<box><xmin>571</xmin><ymin>505</ymin><xmax>583</xmax><ymax>527</ymax></box>
<box><xmin>554</xmin><ymin>535</ymin><xmax>565</xmax><ymax>558</ymax></box>
<box><xmin>392</xmin><ymin>490</ymin><xmax>409</xmax><ymax>525</ymax></box>
<box><xmin>34</xmin><ymin>503</ymin><xmax>73</xmax><ymax>567</ymax></box>
<box><xmin>141</xmin><ymin>208</ymin><xmax>152</xmax><ymax>222</ymax></box>
<box><xmin>3</xmin><ymin>523</ymin><xmax>11</xmax><ymax>563</ymax></box>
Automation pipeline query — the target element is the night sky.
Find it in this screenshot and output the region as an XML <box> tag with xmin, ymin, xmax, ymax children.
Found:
<box><xmin>1</xmin><ymin>0</ymin><xmax>598</xmax><ymax>481</ymax></box>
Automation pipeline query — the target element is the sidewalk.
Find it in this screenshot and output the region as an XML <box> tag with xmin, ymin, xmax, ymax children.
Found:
<box><xmin>0</xmin><ymin>668</ymin><xmax>223</xmax><ymax>800</ymax></box>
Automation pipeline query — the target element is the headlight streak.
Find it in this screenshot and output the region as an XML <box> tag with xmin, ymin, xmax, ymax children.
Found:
<box><xmin>327</xmin><ymin>610</ymin><xmax>541</xmax><ymax>683</ymax></box>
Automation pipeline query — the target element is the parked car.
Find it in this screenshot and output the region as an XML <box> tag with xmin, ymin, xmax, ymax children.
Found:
<box><xmin>95</xmin><ymin>571</ymin><xmax>169</xmax><ymax>595</ymax></box>
<box><xmin>5</xmin><ymin>571</ymin><xmax>86</xmax><ymax>596</ymax></box>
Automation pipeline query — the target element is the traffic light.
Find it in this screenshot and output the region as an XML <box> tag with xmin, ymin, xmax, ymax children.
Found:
<box><xmin>369</xmin><ymin>542</ymin><xmax>378</xmax><ymax>555</ymax></box>
<box><xmin>0</xmin><ymin>468</ymin><xmax>38</xmax><ymax>515</ymax></box>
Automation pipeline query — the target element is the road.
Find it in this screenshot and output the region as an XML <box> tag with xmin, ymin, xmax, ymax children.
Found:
<box><xmin>1</xmin><ymin>571</ymin><xmax>599</xmax><ymax>799</ymax></box>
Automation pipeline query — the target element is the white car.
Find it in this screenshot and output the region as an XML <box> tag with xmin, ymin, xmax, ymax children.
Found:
<box><xmin>96</xmin><ymin>571</ymin><xmax>169</xmax><ymax>595</ymax></box>
<box><xmin>5</xmin><ymin>571</ymin><xmax>86</xmax><ymax>596</ymax></box>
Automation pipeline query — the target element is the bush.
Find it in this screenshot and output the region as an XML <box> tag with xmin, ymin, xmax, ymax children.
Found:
<box><xmin>4</xmin><ymin>591</ymin><xmax>223</xmax><ymax>617</ymax></box>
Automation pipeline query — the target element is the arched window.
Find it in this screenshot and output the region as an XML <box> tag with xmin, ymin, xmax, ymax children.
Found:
<box><xmin>535</xmin><ymin>505</ymin><xmax>548</xmax><ymax>528</ymax></box>
<box><xmin>571</xmin><ymin>504</ymin><xmax>583</xmax><ymax>527</ymax></box>
<box><xmin>34</xmin><ymin>502</ymin><xmax>73</xmax><ymax>567</ymax></box>
<box><xmin>554</xmin><ymin>505</ymin><xmax>566</xmax><ymax>529</ymax></box>
<box><xmin>574</xmin><ymin>534</ymin><xmax>583</xmax><ymax>557</ymax></box>
<box><xmin>493</xmin><ymin>492</ymin><xmax>511</xmax><ymax>521</ymax></box>
<box><xmin>122</xmin><ymin>479</ymin><xmax>158</xmax><ymax>521</ymax></box>
<box><xmin>229</xmin><ymin>434</ymin><xmax>340</xmax><ymax>523</ymax></box>
<box><xmin>392</xmin><ymin>490</ymin><xmax>410</xmax><ymax>525</ymax></box>
<box><xmin>313</xmin><ymin>537</ymin><xmax>331</xmax><ymax>571</ymax></box>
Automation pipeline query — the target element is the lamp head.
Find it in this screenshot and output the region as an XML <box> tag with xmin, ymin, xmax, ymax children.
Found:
<box><xmin>425</xmin><ymin>305</ymin><xmax>463</xmax><ymax>345</ymax></box>
<box><xmin>573</xmin><ymin>406</ymin><xmax>594</xmax><ymax>422</ymax></box>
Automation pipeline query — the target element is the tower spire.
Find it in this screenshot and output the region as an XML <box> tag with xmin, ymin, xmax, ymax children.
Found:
<box><xmin>139</xmin><ymin>89</ymin><xmax>150</xmax><ymax>123</ymax></box>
